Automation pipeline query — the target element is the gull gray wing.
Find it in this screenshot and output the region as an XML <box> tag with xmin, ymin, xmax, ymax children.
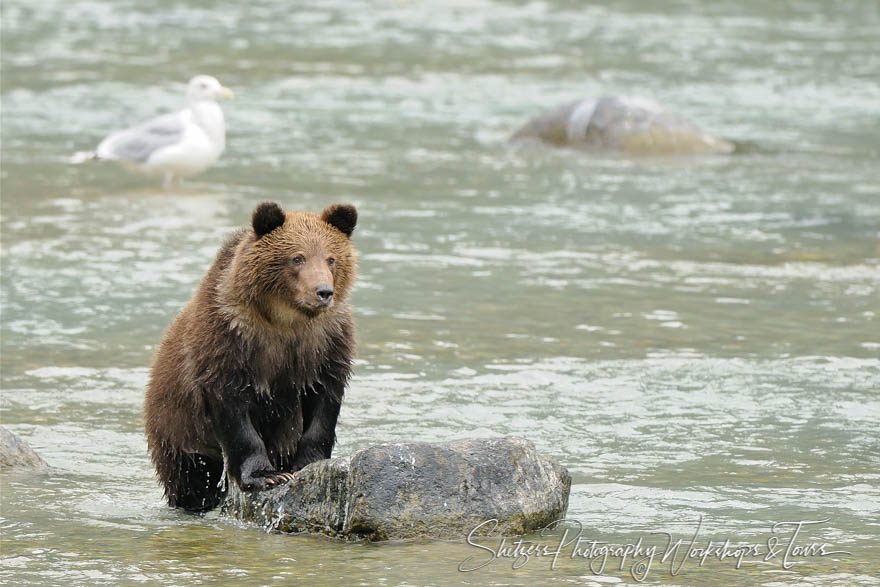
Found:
<box><xmin>96</xmin><ymin>112</ymin><xmax>186</xmax><ymax>163</ymax></box>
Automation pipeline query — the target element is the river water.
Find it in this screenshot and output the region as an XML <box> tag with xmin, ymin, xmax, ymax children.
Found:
<box><xmin>2</xmin><ymin>0</ymin><xmax>879</xmax><ymax>585</ymax></box>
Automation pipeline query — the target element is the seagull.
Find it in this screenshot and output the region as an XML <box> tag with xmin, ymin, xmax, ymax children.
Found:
<box><xmin>73</xmin><ymin>75</ymin><xmax>233</xmax><ymax>189</ymax></box>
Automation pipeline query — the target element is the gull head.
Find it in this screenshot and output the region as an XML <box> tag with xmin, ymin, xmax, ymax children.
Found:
<box><xmin>187</xmin><ymin>75</ymin><xmax>234</xmax><ymax>103</ymax></box>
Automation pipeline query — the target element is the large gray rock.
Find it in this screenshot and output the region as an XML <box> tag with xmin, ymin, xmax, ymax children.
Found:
<box><xmin>512</xmin><ymin>94</ymin><xmax>735</xmax><ymax>155</ymax></box>
<box><xmin>0</xmin><ymin>427</ymin><xmax>49</xmax><ymax>471</ymax></box>
<box><xmin>223</xmin><ymin>436</ymin><xmax>570</xmax><ymax>541</ymax></box>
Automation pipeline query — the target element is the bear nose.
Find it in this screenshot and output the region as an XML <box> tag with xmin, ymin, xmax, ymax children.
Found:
<box><xmin>316</xmin><ymin>285</ymin><xmax>334</xmax><ymax>304</ymax></box>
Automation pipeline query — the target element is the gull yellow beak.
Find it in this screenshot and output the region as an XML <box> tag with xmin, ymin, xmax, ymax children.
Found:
<box><xmin>219</xmin><ymin>87</ymin><xmax>234</xmax><ymax>100</ymax></box>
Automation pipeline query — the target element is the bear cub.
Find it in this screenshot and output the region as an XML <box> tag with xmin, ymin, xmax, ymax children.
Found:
<box><xmin>145</xmin><ymin>201</ymin><xmax>358</xmax><ymax>511</ymax></box>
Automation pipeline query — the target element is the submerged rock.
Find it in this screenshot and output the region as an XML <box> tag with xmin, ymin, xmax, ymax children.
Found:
<box><xmin>0</xmin><ymin>427</ymin><xmax>49</xmax><ymax>471</ymax></box>
<box><xmin>223</xmin><ymin>436</ymin><xmax>570</xmax><ymax>541</ymax></box>
<box><xmin>512</xmin><ymin>94</ymin><xmax>735</xmax><ymax>155</ymax></box>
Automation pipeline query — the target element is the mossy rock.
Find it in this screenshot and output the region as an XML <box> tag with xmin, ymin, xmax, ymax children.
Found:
<box><xmin>0</xmin><ymin>427</ymin><xmax>49</xmax><ymax>471</ymax></box>
<box><xmin>512</xmin><ymin>94</ymin><xmax>734</xmax><ymax>155</ymax></box>
<box><xmin>223</xmin><ymin>437</ymin><xmax>571</xmax><ymax>541</ymax></box>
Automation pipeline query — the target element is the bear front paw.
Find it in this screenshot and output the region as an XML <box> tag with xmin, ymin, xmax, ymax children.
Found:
<box><xmin>240</xmin><ymin>470</ymin><xmax>296</xmax><ymax>492</ymax></box>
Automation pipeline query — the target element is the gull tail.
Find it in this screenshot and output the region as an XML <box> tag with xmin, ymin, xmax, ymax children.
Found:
<box><xmin>70</xmin><ymin>151</ymin><xmax>98</xmax><ymax>164</ymax></box>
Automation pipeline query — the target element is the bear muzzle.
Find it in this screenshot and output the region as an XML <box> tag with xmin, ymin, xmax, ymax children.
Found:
<box><xmin>315</xmin><ymin>284</ymin><xmax>334</xmax><ymax>307</ymax></box>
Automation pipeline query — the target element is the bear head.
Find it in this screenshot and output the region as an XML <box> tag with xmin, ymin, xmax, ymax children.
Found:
<box><xmin>224</xmin><ymin>201</ymin><xmax>358</xmax><ymax>325</ymax></box>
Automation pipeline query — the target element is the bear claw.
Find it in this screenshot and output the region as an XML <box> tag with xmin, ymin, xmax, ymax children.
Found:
<box><xmin>263</xmin><ymin>472</ymin><xmax>295</xmax><ymax>489</ymax></box>
<box><xmin>242</xmin><ymin>470</ymin><xmax>298</xmax><ymax>492</ymax></box>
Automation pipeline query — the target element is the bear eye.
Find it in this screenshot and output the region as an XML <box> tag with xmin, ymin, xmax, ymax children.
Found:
<box><xmin>291</xmin><ymin>255</ymin><xmax>305</xmax><ymax>266</ymax></box>
<box><xmin>328</xmin><ymin>257</ymin><xmax>336</xmax><ymax>266</ymax></box>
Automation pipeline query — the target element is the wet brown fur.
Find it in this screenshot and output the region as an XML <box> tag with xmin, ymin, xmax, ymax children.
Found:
<box><xmin>144</xmin><ymin>202</ymin><xmax>357</xmax><ymax>511</ymax></box>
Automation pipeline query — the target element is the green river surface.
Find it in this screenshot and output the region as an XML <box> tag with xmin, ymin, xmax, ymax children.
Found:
<box><xmin>1</xmin><ymin>1</ymin><xmax>879</xmax><ymax>585</ymax></box>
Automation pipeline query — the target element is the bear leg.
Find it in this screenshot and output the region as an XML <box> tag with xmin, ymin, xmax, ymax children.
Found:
<box><xmin>159</xmin><ymin>450</ymin><xmax>226</xmax><ymax>512</ymax></box>
<box><xmin>291</xmin><ymin>384</ymin><xmax>342</xmax><ymax>472</ymax></box>
<box><xmin>207</xmin><ymin>394</ymin><xmax>295</xmax><ymax>492</ymax></box>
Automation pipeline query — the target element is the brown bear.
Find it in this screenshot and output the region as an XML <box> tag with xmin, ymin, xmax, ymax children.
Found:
<box><xmin>144</xmin><ymin>201</ymin><xmax>358</xmax><ymax>511</ymax></box>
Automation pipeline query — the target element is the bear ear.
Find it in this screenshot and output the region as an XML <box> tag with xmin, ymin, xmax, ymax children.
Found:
<box><xmin>252</xmin><ymin>201</ymin><xmax>285</xmax><ymax>238</ymax></box>
<box><xmin>321</xmin><ymin>203</ymin><xmax>357</xmax><ymax>238</ymax></box>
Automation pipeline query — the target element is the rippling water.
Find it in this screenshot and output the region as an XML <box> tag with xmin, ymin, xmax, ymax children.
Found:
<box><xmin>2</xmin><ymin>0</ymin><xmax>879</xmax><ymax>584</ymax></box>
